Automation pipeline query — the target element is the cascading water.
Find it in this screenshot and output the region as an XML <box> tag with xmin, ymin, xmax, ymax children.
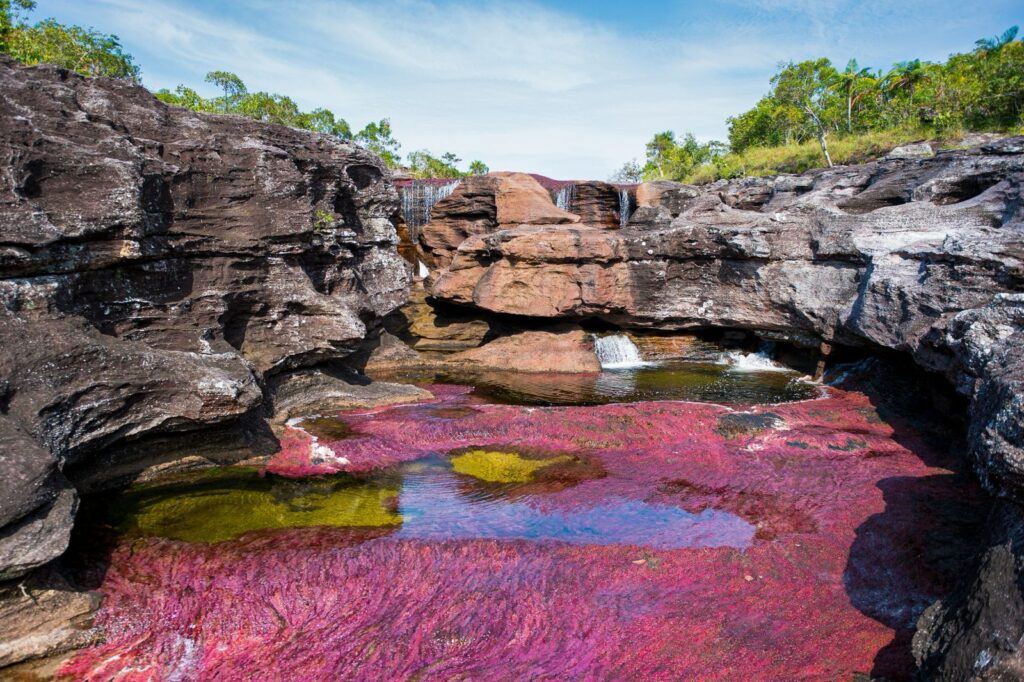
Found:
<box><xmin>594</xmin><ymin>334</ymin><xmax>646</xmax><ymax>369</ymax></box>
<box><xmin>720</xmin><ymin>343</ymin><xmax>788</xmax><ymax>372</ymax></box>
<box><xmin>400</xmin><ymin>181</ymin><xmax>462</xmax><ymax>228</ymax></box>
<box><xmin>618</xmin><ymin>188</ymin><xmax>632</xmax><ymax>228</ymax></box>
<box><xmin>554</xmin><ymin>184</ymin><xmax>576</xmax><ymax>212</ymax></box>
<box><xmin>417</xmin><ymin>260</ymin><xmax>430</xmax><ymax>279</ymax></box>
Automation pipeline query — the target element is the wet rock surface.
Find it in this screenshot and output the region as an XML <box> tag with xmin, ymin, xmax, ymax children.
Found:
<box><xmin>0</xmin><ymin>56</ymin><xmax>409</xmax><ymax>624</ymax></box>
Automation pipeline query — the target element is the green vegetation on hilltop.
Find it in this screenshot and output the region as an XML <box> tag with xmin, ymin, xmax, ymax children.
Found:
<box><xmin>0</xmin><ymin>1</ymin><xmax>487</xmax><ymax>177</ymax></box>
<box><xmin>616</xmin><ymin>27</ymin><xmax>1024</xmax><ymax>184</ymax></box>
<box><xmin>0</xmin><ymin>0</ymin><xmax>139</xmax><ymax>79</ymax></box>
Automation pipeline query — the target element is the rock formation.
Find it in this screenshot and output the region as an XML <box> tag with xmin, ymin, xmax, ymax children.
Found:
<box><xmin>420</xmin><ymin>140</ymin><xmax>1024</xmax><ymax>678</ymax></box>
<box><xmin>426</xmin><ymin>141</ymin><xmax>1024</xmax><ymax>475</ymax></box>
<box><xmin>0</xmin><ymin>57</ymin><xmax>410</xmax><ymax>588</ymax></box>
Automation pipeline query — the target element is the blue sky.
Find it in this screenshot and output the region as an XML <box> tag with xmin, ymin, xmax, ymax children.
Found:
<box><xmin>35</xmin><ymin>0</ymin><xmax>1021</xmax><ymax>178</ymax></box>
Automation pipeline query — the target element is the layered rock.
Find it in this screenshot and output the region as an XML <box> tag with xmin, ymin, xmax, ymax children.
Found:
<box><xmin>417</xmin><ymin>172</ymin><xmax>578</xmax><ymax>270</ymax></box>
<box><xmin>0</xmin><ymin>58</ymin><xmax>409</xmax><ymax>583</ymax></box>
<box><xmin>423</xmin><ymin>140</ymin><xmax>1024</xmax><ymax>679</ymax></box>
<box><xmin>431</xmin><ymin>143</ymin><xmax>1024</xmax><ymax>372</ymax></box>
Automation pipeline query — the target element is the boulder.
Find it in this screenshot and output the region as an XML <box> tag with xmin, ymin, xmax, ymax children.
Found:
<box><xmin>887</xmin><ymin>142</ymin><xmax>936</xmax><ymax>159</ymax></box>
<box><xmin>491</xmin><ymin>172</ymin><xmax>580</xmax><ymax>226</ymax></box>
<box><xmin>446</xmin><ymin>329</ymin><xmax>601</xmax><ymax>373</ymax></box>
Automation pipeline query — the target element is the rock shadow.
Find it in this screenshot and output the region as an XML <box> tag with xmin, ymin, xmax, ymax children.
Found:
<box><xmin>844</xmin><ymin>472</ymin><xmax>990</xmax><ymax>679</ymax></box>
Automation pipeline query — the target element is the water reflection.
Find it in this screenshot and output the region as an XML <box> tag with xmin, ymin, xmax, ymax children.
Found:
<box><xmin>377</xmin><ymin>360</ymin><xmax>819</xmax><ymax>406</ymax></box>
<box><xmin>97</xmin><ymin>451</ymin><xmax>753</xmax><ymax>549</ymax></box>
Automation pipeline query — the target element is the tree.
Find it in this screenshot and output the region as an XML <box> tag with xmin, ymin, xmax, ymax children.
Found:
<box><xmin>830</xmin><ymin>59</ymin><xmax>876</xmax><ymax>132</ymax></box>
<box><xmin>3</xmin><ymin>1</ymin><xmax>140</xmax><ymax>81</ymax></box>
<box><xmin>771</xmin><ymin>59</ymin><xmax>840</xmax><ymax>167</ymax></box>
<box><xmin>640</xmin><ymin>131</ymin><xmax>719</xmax><ymax>180</ymax></box>
<box><xmin>0</xmin><ymin>0</ymin><xmax>32</xmax><ymax>52</ymax></box>
<box><xmin>611</xmin><ymin>159</ymin><xmax>643</xmax><ymax>183</ymax></box>
<box><xmin>975</xmin><ymin>25</ymin><xmax>1019</xmax><ymax>55</ymax></box>
<box><xmin>644</xmin><ymin>131</ymin><xmax>677</xmax><ymax>178</ymax></box>
<box><xmin>884</xmin><ymin>59</ymin><xmax>930</xmax><ymax>102</ymax></box>
<box><xmin>407</xmin><ymin>149</ymin><xmax>464</xmax><ymax>178</ymax></box>
<box><xmin>205</xmin><ymin>70</ymin><xmax>246</xmax><ymax>112</ymax></box>
<box><xmin>467</xmin><ymin>160</ymin><xmax>489</xmax><ymax>176</ymax></box>
<box><xmin>355</xmin><ymin>119</ymin><xmax>401</xmax><ymax>168</ymax></box>
<box><xmin>298</xmin><ymin>107</ymin><xmax>352</xmax><ymax>140</ymax></box>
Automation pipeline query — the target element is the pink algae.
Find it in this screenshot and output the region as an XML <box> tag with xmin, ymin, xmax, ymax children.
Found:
<box><xmin>62</xmin><ymin>385</ymin><xmax>985</xmax><ymax>681</ymax></box>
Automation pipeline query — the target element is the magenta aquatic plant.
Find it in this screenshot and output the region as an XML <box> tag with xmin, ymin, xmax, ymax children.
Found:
<box><xmin>63</xmin><ymin>385</ymin><xmax>985</xmax><ymax>680</ymax></box>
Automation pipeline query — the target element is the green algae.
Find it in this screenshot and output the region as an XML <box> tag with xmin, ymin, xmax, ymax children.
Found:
<box><xmin>109</xmin><ymin>468</ymin><xmax>401</xmax><ymax>543</ymax></box>
<box><xmin>450</xmin><ymin>450</ymin><xmax>571</xmax><ymax>484</ymax></box>
<box><xmin>299</xmin><ymin>416</ymin><xmax>356</xmax><ymax>441</ymax></box>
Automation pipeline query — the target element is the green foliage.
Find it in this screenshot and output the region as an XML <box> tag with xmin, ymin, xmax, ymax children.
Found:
<box><xmin>407</xmin><ymin>149</ymin><xmax>462</xmax><ymax>178</ymax></box>
<box><xmin>157</xmin><ymin>71</ymin><xmax>357</xmax><ymax>146</ymax></box>
<box><xmin>610</xmin><ymin>159</ymin><xmax>643</xmax><ymax>183</ymax></box>
<box><xmin>630</xmin><ymin>26</ymin><xmax>1024</xmax><ymax>184</ymax></box>
<box><xmin>640</xmin><ymin>131</ymin><xmax>724</xmax><ymax>181</ymax></box>
<box><xmin>407</xmin><ymin>150</ymin><xmax>491</xmax><ymax>178</ymax></box>
<box><xmin>312</xmin><ymin>209</ymin><xmax>336</xmax><ymax>233</ymax></box>
<box><xmin>354</xmin><ymin>119</ymin><xmax>402</xmax><ymax>167</ymax></box>
<box><xmin>1</xmin><ymin>0</ymin><xmax>140</xmax><ymax>80</ymax></box>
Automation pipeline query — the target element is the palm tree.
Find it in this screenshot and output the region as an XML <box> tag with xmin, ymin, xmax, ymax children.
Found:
<box><xmin>830</xmin><ymin>59</ymin><xmax>876</xmax><ymax>132</ymax></box>
<box><xmin>975</xmin><ymin>25</ymin><xmax>1019</xmax><ymax>55</ymax></box>
<box><xmin>884</xmin><ymin>59</ymin><xmax>929</xmax><ymax>103</ymax></box>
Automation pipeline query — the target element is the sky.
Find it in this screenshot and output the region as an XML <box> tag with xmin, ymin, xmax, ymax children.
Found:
<box><xmin>35</xmin><ymin>0</ymin><xmax>1022</xmax><ymax>179</ymax></box>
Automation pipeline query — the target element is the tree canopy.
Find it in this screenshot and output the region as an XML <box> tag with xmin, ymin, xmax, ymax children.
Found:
<box><xmin>1</xmin><ymin>0</ymin><xmax>139</xmax><ymax>80</ymax></box>
<box><xmin>622</xmin><ymin>26</ymin><xmax>1024</xmax><ymax>183</ymax></box>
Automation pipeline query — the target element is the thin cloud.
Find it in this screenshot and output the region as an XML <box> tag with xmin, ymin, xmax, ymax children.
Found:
<box><xmin>32</xmin><ymin>0</ymin><xmax>1021</xmax><ymax>178</ymax></box>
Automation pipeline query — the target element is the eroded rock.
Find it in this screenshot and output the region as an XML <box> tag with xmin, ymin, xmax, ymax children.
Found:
<box><xmin>0</xmin><ymin>58</ymin><xmax>409</xmax><ymax>586</ymax></box>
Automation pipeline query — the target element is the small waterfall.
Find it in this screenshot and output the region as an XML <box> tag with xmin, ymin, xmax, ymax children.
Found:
<box><xmin>417</xmin><ymin>260</ymin><xmax>430</xmax><ymax>279</ymax></box>
<box><xmin>594</xmin><ymin>334</ymin><xmax>646</xmax><ymax>369</ymax></box>
<box><xmin>618</xmin><ymin>188</ymin><xmax>632</xmax><ymax>228</ymax></box>
<box><xmin>400</xmin><ymin>181</ymin><xmax>461</xmax><ymax>228</ymax></box>
<box><xmin>720</xmin><ymin>343</ymin><xmax>788</xmax><ymax>372</ymax></box>
<box><xmin>553</xmin><ymin>184</ymin><xmax>576</xmax><ymax>212</ymax></box>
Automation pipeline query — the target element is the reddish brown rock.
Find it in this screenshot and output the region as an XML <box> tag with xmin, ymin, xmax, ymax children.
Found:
<box><xmin>570</xmin><ymin>182</ymin><xmax>624</xmax><ymax>229</ymax></box>
<box><xmin>446</xmin><ymin>328</ymin><xmax>600</xmax><ymax>373</ymax></box>
<box><xmin>418</xmin><ymin>173</ymin><xmax>580</xmax><ymax>271</ymax></box>
<box><xmin>491</xmin><ymin>172</ymin><xmax>579</xmax><ymax>227</ymax></box>
<box><xmin>418</xmin><ymin>175</ymin><xmax>498</xmax><ymax>270</ymax></box>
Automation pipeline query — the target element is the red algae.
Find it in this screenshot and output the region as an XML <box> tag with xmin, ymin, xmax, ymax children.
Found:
<box><xmin>63</xmin><ymin>386</ymin><xmax>987</xmax><ymax>680</ymax></box>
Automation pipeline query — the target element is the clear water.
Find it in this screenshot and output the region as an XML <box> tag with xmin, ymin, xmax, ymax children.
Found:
<box><xmin>96</xmin><ymin>453</ymin><xmax>753</xmax><ymax>549</ymax></box>
<box><xmin>377</xmin><ymin>359</ymin><xmax>818</xmax><ymax>406</ymax></box>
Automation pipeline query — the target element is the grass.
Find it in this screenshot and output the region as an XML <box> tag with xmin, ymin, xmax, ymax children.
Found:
<box><xmin>683</xmin><ymin>127</ymin><xmax>1017</xmax><ymax>184</ymax></box>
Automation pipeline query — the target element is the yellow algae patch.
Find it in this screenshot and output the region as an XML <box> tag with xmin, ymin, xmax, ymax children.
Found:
<box><xmin>450</xmin><ymin>450</ymin><xmax>571</xmax><ymax>484</ymax></box>
<box><xmin>112</xmin><ymin>470</ymin><xmax>401</xmax><ymax>543</ymax></box>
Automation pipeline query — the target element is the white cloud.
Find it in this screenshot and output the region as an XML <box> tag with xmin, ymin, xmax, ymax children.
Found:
<box><xmin>34</xmin><ymin>0</ymin><xmax>1010</xmax><ymax>178</ymax></box>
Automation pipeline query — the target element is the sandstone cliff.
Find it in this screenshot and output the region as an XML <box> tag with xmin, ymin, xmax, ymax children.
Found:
<box><xmin>0</xmin><ymin>58</ymin><xmax>410</xmax><ymax>580</ymax></box>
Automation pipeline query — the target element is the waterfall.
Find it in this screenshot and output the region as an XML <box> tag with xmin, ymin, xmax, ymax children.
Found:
<box><xmin>554</xmin><ymin>184</ymin><xmax>576</xmax><ymax>212</ymax></box>
<box><xmin>618</xmin><ymin>188</ymin><xmax>632</xmax><ymax>228</ymax></box>
<box><xmin>720</xmin><ymin>343</ymin><xmax>788</xmax><ymax>372</ymax></box>
<box><xmin>594</xmin><ymin>334</ymin><xmax>646</xmax><ymax>369</ymax></box>
<box><xmin>417</xmin><ymin>260</ymin><xmax>430</xmax><ymax>279</ymax></box>
<box><xmin>400</xmin><ymin>181</ymin><xmax>461</xmax><ymax>228</ymax></box>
